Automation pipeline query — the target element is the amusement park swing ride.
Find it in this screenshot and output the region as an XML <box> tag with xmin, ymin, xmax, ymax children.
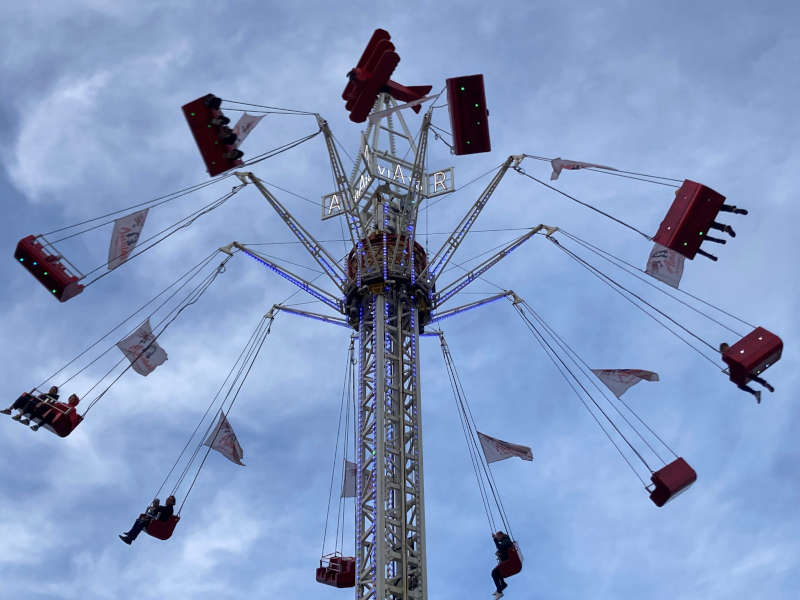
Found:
<box><xmin>6</xmin><ymin>28</ymin><xmax>784</xmax><ymax>600</ymax></box>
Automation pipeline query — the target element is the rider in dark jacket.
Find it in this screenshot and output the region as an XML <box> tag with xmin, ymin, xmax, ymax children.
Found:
<box><xmin>491</xmin><ymin>531</ymin><xmax>514</xmax><ymax>598</ymax></box>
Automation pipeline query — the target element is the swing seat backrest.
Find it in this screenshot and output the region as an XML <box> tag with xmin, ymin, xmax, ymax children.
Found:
<box><xmin>649</xmin><ymin>457</ymin><xmax>697</xmax><ymax>507</ymax></box>
<box><xmin>145</xmin><ymin>514</ymin><xmax>180</xmax><ymax>540</ymax></box>
<box><xmin>497</xmin><ymin>543</ymin><xmax>522</xmax><ymax>578</ymax></box>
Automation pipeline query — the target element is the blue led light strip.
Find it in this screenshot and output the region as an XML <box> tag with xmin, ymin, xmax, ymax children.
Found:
<box><xmin>240</xmin><ymin>248</ymin><xmax>341</xmax><ymax>313</ymax></box>
<box><xmin>429</xmin><ymin>293</ymin><xmax>507</xmax><ymax>324</ymax></box>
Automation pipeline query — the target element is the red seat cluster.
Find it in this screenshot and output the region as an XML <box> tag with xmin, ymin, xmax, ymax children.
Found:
<box><xmin>316</xmin><ymin>554</ymin><xmax>356</xmax><ymax>588</ymax></box>
<box><xmin>649</xmin><ymin>457</ymin><xmax>697</xmax><ymax>507</ymax></box>
<box><xmin>653</xmin><ymin>180</ymin><xmax>727</xmax><ymax>260</ymax></box>
<box><xmin>144</xmin><ymin>514</ymin><xmax>181</xmax><ymax>540</ymax></box>
<box><xmin>722</xmin><ymin>327</ymin><xmax>783</xmax><ymax>386</ymax></box>
<box><xmin>14</xmin><ymin>235</ymin><xmax>84</xmax><ymax>302</ymax></box>
<box><xmin>181</xmin><ymin>94</ymin><xmax>244</xmax><ymax>177</ymax></box>
<box><xmin>342</xmin><ymin>29</ymin><xmax>431</xmax><ymax>123</ymax></box>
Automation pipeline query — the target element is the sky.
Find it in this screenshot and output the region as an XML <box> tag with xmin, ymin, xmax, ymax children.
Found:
<box><xmin>1</xmin><ymin>1</ymin><xmax>799</xmax><ymax>599</ymax></box>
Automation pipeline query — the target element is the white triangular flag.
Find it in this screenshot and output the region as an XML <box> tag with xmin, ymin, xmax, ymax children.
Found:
<box><xmin>341</xmin><ymin>460</ymin><xmax>357</xmax><ymax>497</ymax></box>
<box><xmin>550</xmin><ymin>157</ymin><xmax>618</xmax><ymax>180</ymax></box>
<box><xmin>477</xmin><ymin>431</ymin><xmax>533</xmax><ymax>464</ymax></box>
<box><xmin>108</xmin><ymin>209</ymin><xmax>148</xmax><ymax>270</ymax></box>
<box><xmin>116</xmin><ymin>318</ymin><xmax>167</xmax><ymax>376</ymax></box>
<box><xmin>232</xmin><ymin>113</ymin><xmax>265</xmax><ymax>148</ymax></box>
<box><xmin>645</xmin><ymin>243</ymin><xmax>685</xmax><ymax>288</ymax></box>
<box><xmin>203</xmin><ymin>412</ymin><xmax>245</xmax><ymax>466</ymax></box>
<box><xmin>592</xmin><ymin>369</ymin><xmax>659</xmax><ymax>398</ymax></box>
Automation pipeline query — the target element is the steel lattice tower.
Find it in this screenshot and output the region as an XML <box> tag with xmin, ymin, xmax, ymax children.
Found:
<box><xmin>234</xmin><ymin>94</ymin><xmax>553</xmax><ymax>599</ymax></box>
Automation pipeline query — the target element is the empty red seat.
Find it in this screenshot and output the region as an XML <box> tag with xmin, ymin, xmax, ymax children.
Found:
<box><xmin>144</xmin><ymin>515</ymin><xmax>180</xmax><ymax>540</ymax></box>
<box><xmin>316</xmin><ymin>554</ymin><xmax>356</xmax><ymax>588</ymax></box>
<box><xmin>497</xmin><ymin>543</ymin><xmax>522</xmax><ymax>578</ymax></box>
<box><xmin>15</xmin><ymin>236</ymin><xmax>84</xmax><ymax>302</ymax></box>
<box><xmin>649</xmin><ymin>457</ymin><xmax>697</xmax><ymax>507</ymax></box>
<box><xmin>653</xmin><ymin>180</ymin><xmax>726</xmax><ymax>259</ymax></box>
<box><xmin>722</xmin><ymin>327</ymin><xmax>782</xmax><ymax>386</ymax></box>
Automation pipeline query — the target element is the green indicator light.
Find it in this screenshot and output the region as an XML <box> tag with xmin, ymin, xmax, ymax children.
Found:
<box><xmin>476</xmin><ymin>121</ymin><xmax>481</xmax><ymax>125</ymax></box>
<box><xmin>51</xmin><ymin>289</ymin><xmax>57</xmax><ymax>293</ymax></box>
<box><xmin>43</xmin><ymin>271</ymin><xmax>48</xmax><ymax>276</ymax></box>
<box><xmin>19</xmin><ymin>257</ymin><xmax>23</xmax><ymax>262</ymax></box>
<box><xmin>474</xmin><ymin>103</ymin><xmax>479</xmax><ymax>107</ymax></box>
<box><xmin>460</xmin><ymin>86</ymin><xmax>465</xmax><ymax>91</ymax></box>
<box><xmin>32</xmin><ymin>261</ymin><xmax>38</xmax><ymax>266</ymax></box>
<box><xmin>466</xmin><ymin>140</ymin><xmax>471</xmax><ymax>144</ymax></box>
<box><xmin>683</xmin><ymin>242</ymin><xmax>688</xmax><ymax>246</ymax></box>
<box><xmin>699</xmin><ymin>231</ymin><xmax>704</xmax><ymax>236</ymax></box>
<box><xmin>190</xmin><ymin>112</ymin><xmax>195</xmax><ymax>116</ymax></box>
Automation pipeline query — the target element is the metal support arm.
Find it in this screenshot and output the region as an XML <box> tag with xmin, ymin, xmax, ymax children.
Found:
<box><xmin>273</xmin><ymin>304</ymin><xmax>350</xmax><ymax>328</ymax></box>
<box><xmin>434</xmin><ymin>225</ymin><xmax>558</xmax><ymax>308</ymax></box>
<box><xmin>233</xmin><ymin>242</ymin><xmax>343</xmax><ymax>313</ymax></box>
<box><xmin>236</xmin><ymin>172</ymin><xmax>348</xmax><ymax>291</ymax></box>
<box><xmin>421</xmin><ymin>156</ymin><xmax>515</xmax><ymax>284</ymax></box>
<box><xmin>428</xmin><ymin>291</ymin><xmax>514</xmax><ymax>324</ymax></box>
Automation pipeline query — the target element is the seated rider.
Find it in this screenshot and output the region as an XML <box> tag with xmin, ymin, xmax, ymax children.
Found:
<box><xmin>30</xmin><ymin>394</ymin><xmax>80</xmax><ymax>432</ymax></box>
<box><xmin>1</xmin><ymin>386</ymin><xmax>59</xmax><ymax>424</ymax></box>
<box><xmin>491</xmin><ymin>531</ymin><xmax>514</xmax><ymax>599</ymax></box>
<box><xmin>119</xmin><ymin>495</ymin><xmax>176</xmax><ymax>545</ymax></box>
<box><xmin>720</xmin><ymin>342</ymin><xmax>775</xmax><ymax>404</ymax></box>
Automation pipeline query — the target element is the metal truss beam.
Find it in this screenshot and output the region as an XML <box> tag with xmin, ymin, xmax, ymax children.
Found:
<box><xmin>233</xmin><ymin>243</ymin><xmax>343</xmax><ymax>313</ymax></box>
<box><xmin>428</xmin><ymin>291</ymin><xmax>513</xmax><ymax>325</ymax></box>
<box><xmin>434</xmin><ymin>225</ymin><xmax>558</xmax><ymax>308</ymax></box>
<box><xmin>236</xmin><ymin>172</ymin><xmax>349</xmax><ymax>291</ymax></box>
<box><xmin>273</xmin><ymin>304</ymin><xmax>350</xmax><ymax>328</ymax></box>
<box><xmin>421</xmin><ymin>156</ymin><xmax>515</xmax><ymax>284</ymax></box>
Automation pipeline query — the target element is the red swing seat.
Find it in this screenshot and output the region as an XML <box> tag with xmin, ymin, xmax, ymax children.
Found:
<box><xmin>41</xmin><ymin>404</ymin><xmax>83</xmax><ymax>438</ymax></box>
<box><xmin>721</xmin><ymin>327</ymin><xmax>783</xmax><ymax>386</ymax></box>
<box><xmin>143</xmin><ymin>514</ymin><xmax>180</xmax><ymax>540</ymax></box>
<box><xmin>497</xmin><ymin>542</ymin><xmax>522</xmax><ymax>578</ymax></box>
<box><xmin>14</xmin><ymin>235</ymin><xmax>84</xmax><ymax>302</ymax></box>
<box><xmin>648</xmin><ymin>457</ymin><xmax>697</xmax><ymax>507</ymax></box>
<box><xmin>316</xmin><ymin>553</ymin><xmax>356</xmax><ymax>588</ymax></box>
<box><xmin>652</xmin><ymin>180</ymin><xmax>726</xmax><ymax>259</ymax></box>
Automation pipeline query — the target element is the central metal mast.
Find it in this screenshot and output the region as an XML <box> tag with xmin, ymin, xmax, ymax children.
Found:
<box><xmin>234</xmin><ymin>92</ymin><xmax>550</xmax><ymax>600</ymax></box>
<box><xmin>344</xmin><ymin>95</ymin><xmax>435</xmax><ymax>600</ymax></box>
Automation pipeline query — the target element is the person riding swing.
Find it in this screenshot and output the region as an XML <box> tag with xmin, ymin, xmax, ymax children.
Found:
<box><xmin>491</xmin><ymin>530</ymin><xmax>514</xmax><ymax>599</ymax></box>
<box><xmin>118</xmin><ymin>495</ymin><xmax>176</xmax><ymax>545</ymax></box>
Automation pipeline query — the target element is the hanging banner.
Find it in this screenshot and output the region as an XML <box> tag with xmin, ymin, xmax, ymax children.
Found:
<box><xmin>107</xmin><ymin>208</ymin><xmax>148</xmax><ymax>270</ymax></box>
<box><xmin>592</xmin><ymin>369</ymin><xmax>659</xmax><ymax>398</ymax></box>
<box><xmin>477</xmin><ymin>431</ymin><xmax>533</xmax><ymax>464</ymax></box>
<box><xmin>232</xmin><ymin>113</ymin><xmax>265</xmax><ymax>148</ymax></box>
<box><xmin>550</xmin><ymin>157</ymin><xmax>618</xmax><ymax>180</ymax></box>
<box><xmin>203</xmin><ymin>412</ymin><xmax>246</xmax><ymax>466</ymax></box>
<box><xmin>341</xmin><ymin>460</ymin><xmax>357</xmax><ymax>498</ymax></box>
<box><xmin>645</xmin><ymin>243</ymin><xmax>685</xmax><ymax>288</ymax></box>
<box><xmin>115</xmin><ymin>318</ymin><xmax>168</xmax><ymax>376</ymax></box>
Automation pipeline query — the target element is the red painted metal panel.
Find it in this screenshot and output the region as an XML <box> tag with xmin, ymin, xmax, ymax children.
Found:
<box><xmin>652</xmin><ymin>180</ymin><xmax>725</xmax><ymax>259</ymax></box>
<box><xmin>649</xmin><ymin>457</ymin><xmax>697</xmax><ymax>507</ymax></box>
<box><xmin>181</xmin><ymin>95</ymin><xmax>243</xmax><ymax>177</ymax></box>
<box><xmin>722</xmin><ymin>327</ymin><xmax>783</xmax><ymax>383</ymax></box>
<box><xmin>446</xmin><ymin>74</ymin><xmax>491</xmax><ymax>155</ymax></box>
<box><xmin>14</xmin><ymin>235</ymin><xmax>84</xmax><ymax>302</ymax></box>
